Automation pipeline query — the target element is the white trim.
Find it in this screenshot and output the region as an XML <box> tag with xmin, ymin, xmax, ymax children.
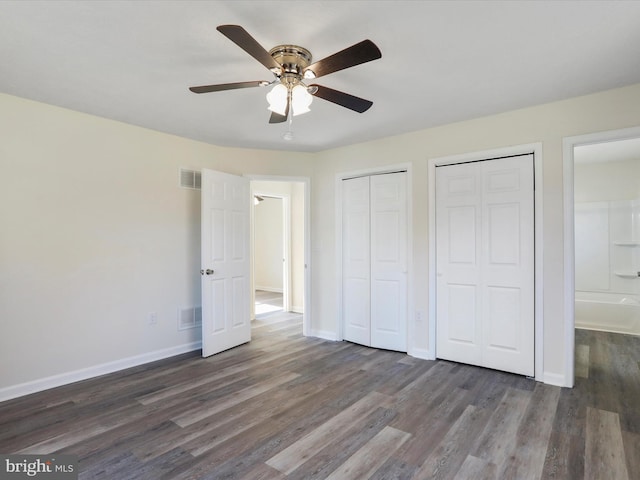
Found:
<box><xmin>428</xmin><ymin>143</ymin><xmax>544</xmax><ymax>381</ymax></box>
<box><xmin>408</xmin><ymin>347</ymin><xmax>431</xmax><ymax>361</ymax></box>
<box><xmin>309</xmin><ymin>329</ymin><xmax>339</xmax><ymax>341</ymax></box>
<box><xmin>255</xmin><ymin>286</ymin><xmax>284</xmax><ymax>293</ymax></box>
<box><xmin>335</xmin><ymin>174</ymin><xmax>344</xmax><ymax>341</ymax></box>
<box><xmin>406</xmin><ymin>164</ymin><xmax>415</xmax><ymax>357</ymax></box>
<box><xmin>543</xmin><ymin>372</ymin><xmax>568</xmax><ymax>387</ymax></box>
<box><xmin>0</xmin><ymin>342</ymin><xmax>201</xmax><ymax>402</ymax></box>
<box><xmin>246</xmin><ymin>175</ymin><xmax>311</xmax><ymax>337</ymax></box>
<box><xmin>335</xmin><ymin>163</ymin><xmax>413</xmax><ymax>349</ymax></box>
<box><xmin>291</xmin><ymin>305</ymin><xmax>304</xmax><ymax>314</ymax></box>
<box><xmin>283</xmin><ymin>195</ymin><xmax>292</xmax><ymax>312</ymax></box>
<box><xmin>562</xmin><ymin>125</ymin><xmax>640</xmax><ymax>389</ymax></box>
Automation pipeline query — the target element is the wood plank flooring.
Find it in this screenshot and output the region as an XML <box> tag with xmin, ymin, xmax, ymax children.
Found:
<box><xmin>1</xmin><ymin>318</ymin><xmax>638</xmax><ymax>479</ymax></box>
<box><xmin>254</xmin><ymin>290</ymin><xmax>283</xmax><ymax>320</ymax></box>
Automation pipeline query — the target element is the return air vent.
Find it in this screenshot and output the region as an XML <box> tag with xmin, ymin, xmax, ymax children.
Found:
<box><xmin>179</xmin><ymin>168</ymin><xmax>201</xmax><ymax>190</ymax></box>
<box><xmin>178</xmin><ymin>306</ymin><xmax>202</xmax><ymax>330</ymax></box>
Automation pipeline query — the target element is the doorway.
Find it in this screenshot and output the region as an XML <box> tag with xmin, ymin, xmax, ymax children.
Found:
<box><xmin>253</xmin><ymin>195</ymin><xmax>285</xmax><ymax>319</ymax></box>
<box><xmin>573</xmin><ymin>137</ymin><xmax>640</xmax><ymax>336</ymax></box>
<box><xmin>563</xmin><ymin>125</ymin><xmax>640</xmax><ymax>387</ymax></box>
<box><xmin>250</xmin><ymin>178</ymin><xmax>308</xmax><ymax>334</ymax></box>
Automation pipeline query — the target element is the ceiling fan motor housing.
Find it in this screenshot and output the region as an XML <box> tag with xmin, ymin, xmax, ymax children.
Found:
<box><xmin>269</xmin><ymin>45</ymin><xmax>313</xmax><ymax>86</ymax></box>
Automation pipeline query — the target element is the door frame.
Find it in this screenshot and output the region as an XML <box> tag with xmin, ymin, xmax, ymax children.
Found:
<box><xmin>335</xmin><ymin>163</ymin><xmax>413</xmax><ymax>347</ymax></box>
<box><xmin>247</xmin><ymin>174</ymin><xmax>311</xmax><ymax>337</ymax></box>
<box><xmin>428</xmin><ymin>143</ymin><xmax>544</xmax><ymax>382</ymax></box>
<box><xmin>562</xmin><ymin>125</ymin><xmax>640</xmax><ymax>388</ymax></box>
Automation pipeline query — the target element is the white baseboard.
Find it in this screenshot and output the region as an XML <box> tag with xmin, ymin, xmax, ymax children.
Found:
<box><xmin>543</xmin><ymin>371</ymin><xmax>568</xmax><ymax>387</ymax></box>
<box><xmin>255</xmin><ymin>286</ymin><xmax>283</xmax><ymax>293</ymax></box>
<box><xmin>308</xmin><ymin>329</ymin><xmax>339</xmax><ymax>341</ymax></box>
<box><xmin>0</xmin><ymin>341</ymin><xmax>202</xmax><ymax>403</ymax></box>
<box><xmin>408</xmin><ymin>347</ymin><xmax>435</xmax><ymax>361</ymax></box>
<box><xmin>291</xmin><ymin>305</ymin><xmax>304</xmax><ymax>314</ymax></box>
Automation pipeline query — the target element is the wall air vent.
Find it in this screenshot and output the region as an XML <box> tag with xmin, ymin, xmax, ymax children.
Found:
<box><xmin>178</xmin><ymin>306</ymin><xmax>202</xmax><ymax>330</ymax></box>
<box><xmin>179</xmin><ymin>168</ymin><xmax>201</xmax><ymax>190</ymax></box>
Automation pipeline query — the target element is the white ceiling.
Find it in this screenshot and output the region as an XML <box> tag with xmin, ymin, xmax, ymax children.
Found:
<box><xmin>2</xmin><ymin>1</ymin><xmax>640</xmax><ymax>153</ymax></box>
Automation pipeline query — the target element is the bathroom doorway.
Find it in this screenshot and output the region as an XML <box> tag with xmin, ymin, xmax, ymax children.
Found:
<box><xmin>564</xmin><ymin>126</ymin><xmax>640</xmax><ymax>386</ymax></box>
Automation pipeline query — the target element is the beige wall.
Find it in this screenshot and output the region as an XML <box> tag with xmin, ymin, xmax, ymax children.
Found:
<box><xmin>254</xmin><ymin>197</ymin><xmax>284</xmax><ymax>292</ymax></box>
<box><xmin>2</xmin><ymin>82</ymin><xmax>640</xmax><ymax>397</ymax></box>
<box><xmin>311</xmin><ymin>82</ymin><xmax>640</xmax><ymax>385</ymax></box>
<box><xmin>0</xmin><ymin>93</ymin><xmax>312</xmax><ymax>397</ymax></box>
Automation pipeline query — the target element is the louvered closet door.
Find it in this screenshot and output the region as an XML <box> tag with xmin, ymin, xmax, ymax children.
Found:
<box><xmin>342</xmin><ymin>172</ymin><xmax>407</xmax><ymax>352</ymax></box>
<box><xmin>436</xmin><ymin>155</ymin><xmax>534</xmax><ymax>376</ymax></box>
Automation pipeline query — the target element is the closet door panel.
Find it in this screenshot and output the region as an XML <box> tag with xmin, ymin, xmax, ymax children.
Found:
<box><xmin>342</xmin><ymin>176</ymin><xmax>371</xmax><ymax>346</ymax></box>
<box><xmin>370</xmin><ymin>172</ymin><xmax>407</xmax><ymax>351</ymax></box>
<box><xmin>435</xmin><ymin>163</ymin><xmax>483</xmax><ymax>365</ymax></box>
<box><xmin>481</xmin><ymin>156</ymin><xmax>534</xmax><ymax>376</ymax></box>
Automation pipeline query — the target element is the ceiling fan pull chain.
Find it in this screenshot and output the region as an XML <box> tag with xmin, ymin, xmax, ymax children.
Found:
<box><xmin>283</xmin><ymin>99</ymin><xmax>294</xmax><ymax>141</ymax></box>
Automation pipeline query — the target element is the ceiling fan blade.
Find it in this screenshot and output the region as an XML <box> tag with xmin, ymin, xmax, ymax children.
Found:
<box><xmin>304</xmin><ymin>40</ymin><xmax>381</xmax><ymax>79</ymax></box>
<box><xmin>189</xmin><ymin>80</ymin><xmax>268</xmax><ymax>94</ymax></box>
<box><xmin>269</xmin><ymin>95</ymin><xmax>290</xmax><ymax>123</ymax></box>
<box><xmin>217</xmin><ymin>25</ymin><xmax>282</xmax><ymax>73</ymax></box>
<box><xmin>310</xmin><ymin>85</ymin><xmax>373</xmax><ymax>113</ymax></box>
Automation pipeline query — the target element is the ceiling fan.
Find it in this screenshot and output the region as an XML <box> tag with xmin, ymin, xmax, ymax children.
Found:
<box><xmin>189</xmin><ymin>25</ymin><xmax>382</xmax><ymax>124</ymax></box>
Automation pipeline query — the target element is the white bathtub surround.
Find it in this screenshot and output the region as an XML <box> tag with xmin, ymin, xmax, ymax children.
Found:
<box><xmin>575</xmin><ymin>199</ymin><xmax>640</xmax><ymax>335</ymax></box>
<box><xmin>575</xmin><ymin>292</ymin><xmax>640</xmax><ymax>335</ymax></box>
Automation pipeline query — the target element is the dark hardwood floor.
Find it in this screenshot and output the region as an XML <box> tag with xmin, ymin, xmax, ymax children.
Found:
<box><xmin>1</xmin><ymin>314</ymin><xmax>638</xmax><ymax>479</ymax></box>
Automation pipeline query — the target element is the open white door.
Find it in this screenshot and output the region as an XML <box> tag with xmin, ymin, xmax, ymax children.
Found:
<box><xmin>201</xmin><ymin>169</ymin><xmax>251</xmax><ymax>357</ymax></box>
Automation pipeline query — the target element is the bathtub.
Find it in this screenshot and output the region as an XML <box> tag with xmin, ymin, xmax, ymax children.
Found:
<box><xmin>575</xmin><ymin>291</ymin><xmax>640</xmax><ymax>336</ymax></box>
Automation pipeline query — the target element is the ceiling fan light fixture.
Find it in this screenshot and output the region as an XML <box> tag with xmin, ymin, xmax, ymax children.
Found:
<box><xmin>291</xmin><ymin>84</ymin><xmax>313</xmax><ymax>116</ymax></box>
<box><xmin>266</xmin><ymin>84</ymin><xmax>288</xmax><ymax>115</ymax></box>
<box><xmin>190</xmin><ymin>25</ymin><xmax>381</xmax><ymax>127</ymax></box>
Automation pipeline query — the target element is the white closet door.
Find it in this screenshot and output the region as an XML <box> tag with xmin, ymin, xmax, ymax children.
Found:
<box><xmin>342</xmin><ymin>172</ymin><xmax>408</xmax><ymax>352</ymax></box>
<box><xmin>435</xmin><ymin>162</ymin><xmax>483</xmax><ymax>366</ymax></box>
<box><xmin>370</xmin><ymin>172</ymin><xmax>408</xmax><ymax>351</ymax></box>
<box><xmin>436</xmin><ymin>155</ymin><xmax>534</xmax><ymax>376</ymax></box>
<box><xmin>481</xmin><ymin>156</ymin><xmax>534</xmax><ymax>375</ymax></box>
<box><xmin>342</xmin><ymin>176</ymin><xmax>371</xmax><ymax>346</ymax></box>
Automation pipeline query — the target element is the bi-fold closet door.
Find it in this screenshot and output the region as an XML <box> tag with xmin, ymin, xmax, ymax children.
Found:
<box><xmin>342</xmin><ymin>171</ymin><xmax>408</xmax><ymax>352</ymax></box>
<box><xmin>435</xmin><ymin>154</ymin><xmax>534</xmax><ymax>376</ymax></box>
